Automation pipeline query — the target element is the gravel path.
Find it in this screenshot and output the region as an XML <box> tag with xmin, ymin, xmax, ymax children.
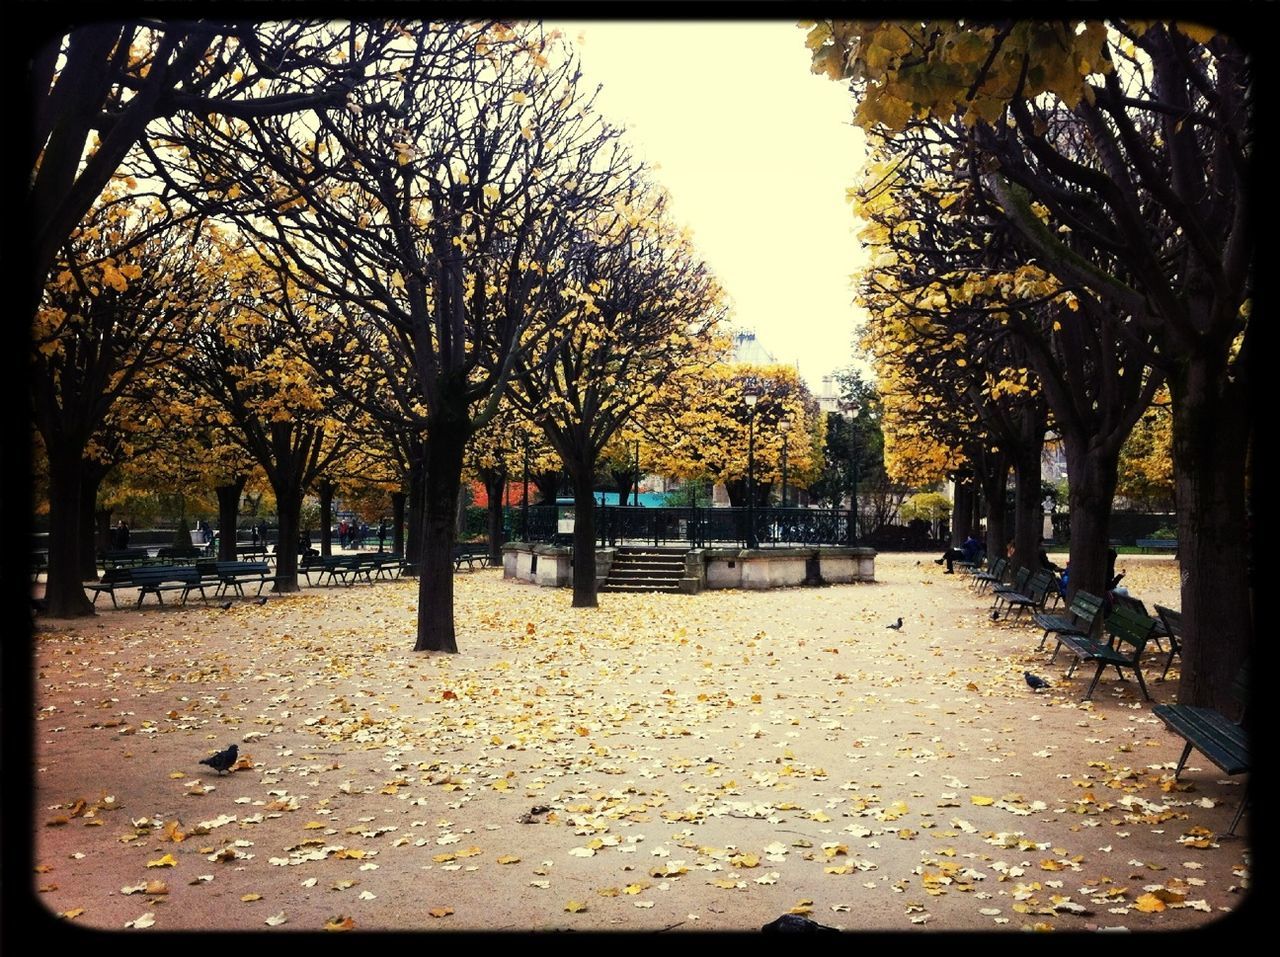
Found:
<box><xmin>23</xmin><ymin>552</ymin><xmax>1252</xmax><ymax>935</ymax></box>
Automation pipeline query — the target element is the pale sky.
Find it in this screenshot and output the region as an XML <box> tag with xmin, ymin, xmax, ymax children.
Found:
<box><xmin>555</xmin><ymin>20</ymin><xmax>871</xmax><ymax>391</ymax></box>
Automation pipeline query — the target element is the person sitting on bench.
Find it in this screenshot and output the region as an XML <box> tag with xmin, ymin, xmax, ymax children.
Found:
<box><xmin>936</xmin><ymin>535</ymin><xmax>983</xmax><ymax>574</ymax></box>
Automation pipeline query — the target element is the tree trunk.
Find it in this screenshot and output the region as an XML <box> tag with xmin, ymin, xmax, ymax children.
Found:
<box><xmin>216</xmin><ymin>480</ymin><xmax>245</xmax><ymax>561</ymax></box>
<box><xmin>391</xmin><ymin>490</ymin><xmax>406</xmax><ymax>558</ymax></box>
<box><xmin>403</xmin><ymin>457</ymin><xmax>425</xmax><ymax>576</ymax></box>
<box><xmin>1169</xmin><ymin>360</ymin><xmax>1251</xmax><ymax>711</ymax></box>
<box><xmin>1062</xmin><ymin>440</ymin><xmax>1121</xmax><ymax>602</ymax></box>
<box><xmin>79</xmin><ymin>474</ymin><xmax>102</xmax><ymax>580</ymax></box>
<box><xmin>415</xmin><ymin>425</ymin><xmax>468</xmax><ymax>652</ymax></box>
<box><xmin>568</xmin><ymin>461</ymin><xmax>599</xmax><ymax>608</ymax></box>
<box><xmin>43</xmin><ymin>446</ymin><xmax>93</xmax><ymax>617</ymax></box>
<box><xmin>951</xmin><ymin>475</ymin><xmax>973</xmax><ymax>544</ymax></box>
<box><xmin>1011</xmin><ymin>417</ymin><xmax>1046</xmax><ymax>572</ymax></box>
<box><xmin>482</xmin><ymin>469</ymin><xmax>506</xmax><ymax>566</ymax></box>
<box><xmin>975</xmin><ymin>450</ymin><xmax>1009</xmax><ymax>562</ymax></box>
<box><xmin>94</xmin><ymin>508</ymin><xmax>113</xmax><ymax>568</ymax></box>
<box><xmin>271</xmin><ymin>484</ymin><xmax>302</xmax><ymax>593</ymax></box>
<box><xmin>318</xmin><ymin>481</ymin><xmax>334</xmax><ymax>557</ymax></box>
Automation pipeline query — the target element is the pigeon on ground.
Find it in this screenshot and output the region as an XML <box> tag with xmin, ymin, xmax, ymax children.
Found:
<box><xmin>886</xmin><ymin>617</ymin><xmax>903</xmax><ymax>630</ymax></box>
<box><xmin>255</xmin><ymin>596</ymin><xmax>268</xmax><ymax>605</ymax></box>
<box><xmin>1024</xmin><ymin>672</ymin><xmax>1051</xmax><ymax>691</ymax></box>
<box><xmin>761</xmin><ymin>914</ymin><xmax>840</xmax><ymax>934</ymax></box>
<box><xmin>990</xmin><ymin>609</ymin><xmax>1000</xmax><ymax>621</ymax></box>
<box><xmin>199</xmin><ymin>743</ymin><xmax>239</xmax><ymax>774</ymax></box>
<box><xmin>220</xmin><ymin>601</ymin><xmax>233</xmax><ymax>611</ymax></box>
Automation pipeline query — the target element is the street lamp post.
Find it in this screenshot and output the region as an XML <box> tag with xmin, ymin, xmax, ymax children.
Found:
<box><xmin>841</xmin><ymin>402</ymin><xmax>861</xmax><ymax>546</ymax></box>
<box><xmin>633</xmin><ymin>439</ymin><xmax>641</xmax><ymax>507</ymax></box>
<box><xmin>744</xmin><ymin>385</ymin><xmax>761</xmax><ymax>549</ymax></box>
<box><xmin>779</xmin><ymin>415</ymin><xmax>792</xmax><ymax>510</ymax></box>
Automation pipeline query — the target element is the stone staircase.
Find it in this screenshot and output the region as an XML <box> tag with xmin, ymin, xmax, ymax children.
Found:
<box><xmin>599</xmin><ymin>546</ymin><xmax>690</xmax><ymax>593</ymax></box>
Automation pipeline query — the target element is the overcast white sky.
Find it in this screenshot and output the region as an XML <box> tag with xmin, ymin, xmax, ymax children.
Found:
<box><xmin>555</xmin><ymin>20</ymin><xmax>870</xmax><ymax>390</ymax></box>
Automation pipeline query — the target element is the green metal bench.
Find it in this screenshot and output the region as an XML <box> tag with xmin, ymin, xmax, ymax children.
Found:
<box><xmin>1035</xmin><ymin>590</ymin><xmax>1104</xmax><ymax>651</ymax></box>
<box><xmin>992</xmin><ymin>568</ymin><xmax>1056</xmax><ymax>621</ymax></box>
<box><xmin>1153</xmin><ymin>604</ymin><xmax>1183</xmax><ymax>680</ymax></box>
<box><xmin>1153</xmin><ymin>661</ymin><xmax>1249</xmax><ymax>834</ymax></box>
<box><xmin>1053</xmin><ymin>602</ymin><xmax>1158</xmax><ymax>701</ymax></box>
<box><xmin>968</xmin><ymin>556</ymin><xmax>1008</xmax><ymax>594</ymax></box>
<box><xmin>84</xmin><ymin>567</ymin><xmax>136</xmax><ymax>608</ymax></box>
<box><xmin>215</xmin><ymin>560</ymin><xmax>284</xmax><ymax>597</ymax></box>
<box><xmin>131</xmin><ymin>565</ymin><xmax>208</xmax><ymax>606</ymax></box>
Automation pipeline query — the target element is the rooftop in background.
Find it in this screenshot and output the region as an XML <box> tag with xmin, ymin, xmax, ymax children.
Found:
<box><xmin>732</xmin><ymin>329</ymin><xmax>780</xmax><ymax>367</ymax></box>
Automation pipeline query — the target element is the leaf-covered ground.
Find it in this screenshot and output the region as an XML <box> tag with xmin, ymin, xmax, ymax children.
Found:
<box><xmin>29</xmin><ymin>552</ymin><xmax>1251</xmax><ymax>933</ymax></box>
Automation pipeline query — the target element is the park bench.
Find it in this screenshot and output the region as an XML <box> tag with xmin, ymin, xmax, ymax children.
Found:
<box><xmin>1153</xmin><ymin>661</ymin><xmax>1249</xmax><ymax>834</ymax></box>
<box><xmin>968</xmin><ymin>557</ymin><xmax>1008</xmax><ymax>594</ymax></box>
<box><xmin>131</xmin><ymin>565</ymin><xmax>209</xmax><ymax>607</ymax></box>
<box><xmin>1135</xmin><ymin>538</ymin><xmax>1178</xmax><ymax>553</ymax></box>
<box><xmin>1053</xmin><ymin>602</ymin><xmax>1158</xmax><ymax>701</ymax></box>
<box><xmin>32</xmin><ymin>551</ymin><xmax>47</xmax><ymax>581</ymax></box>
<box><xmin>364</xmin><ymin>552</ymin><xmax>405</xmax><ymax>580</ymax></box>
<box><xmin>987</xmin><ymin>566</ymin><xmax>1032</xmax><ymax>614</ymax></box>
<box><xmin>100</xmin><ymin>547</ymin><xmax>154</xmax><ymax>569</ymax></box>
<box><xmin>156</xmin><ymin>545</ymin><xmax>204</xmax><ymax>563</ymax></box>
<box><xmin>453</xmin><ymin>543</ymin><xmax>492</xmax><ymax>571</ymax></box>
<box><xmin>1035</xmin><ymin>589</ymin><xmax>1104</xmax><ymax>651</ymax></box>
<box><xmin>1108</xmin><ymin>592</ymin><xmax>1170</xmax><ymax>652</ymax></box>
<box><xmin>303</xmin><ymin>555</ymin><xmax>361</xmax><ymax>587</ymax></box>
<box><xmin>346</xmin><ymin>553</ymin><xmax>388</xmax><ymax>583</ymax></box>
<box><xmin>215</xmin><ymin>560</ymin><xmax>285</xmax><ymax>597</ymax></box>
<box><xmin>991</xmin><ymin>568</ymin><xmax>1057</xmax><ymax>622</ymax></box>
<box><xmin>1153</xmin><ymin>604</ymin><xmax>1183</xmax><ymax>680</ymax></box>
<box><xmin>84</xmin><ymin>567</ymin><xmax>136</xmax><ymax>608</ymax></box>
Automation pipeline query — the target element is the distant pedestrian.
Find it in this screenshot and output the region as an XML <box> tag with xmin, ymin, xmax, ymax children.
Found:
<box><xmin>115</xmin><ymin>521</ymin><xmax>130</xmax><ymax>549</ymax></box>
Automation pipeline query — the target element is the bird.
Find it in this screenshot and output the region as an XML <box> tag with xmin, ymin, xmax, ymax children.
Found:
<box><xmin>220</xmin><ymin>601</ymin><xmax>233</xmax><ymax>611</ymax></box>
<box><xmin>1024</xmin><ymin>671</ymin><xmax>1051</xmax><ymax>692</ymax></box>
<box><xmin>886</xmin><ymin>617</ymin><xmax>903</xmax><ymax>630</ymax></box>
<box><xmin>255</xmin><ymin>596</ymin><xmax>268</xmax><ymax>605</ymax></box>
<box><xmin>761</xmin><ymin>914</ymin><xmax>840</xmax><ymax>934</ymax></box>
<box><xmin>199</xmin><ymin>743</ymin><xmax>239</xmax><ymax>774</ymax></box>
<box><xmin>990</xmin><ymin>609</ymin><xmax>1000</xmax><ymax>621</ymax></box>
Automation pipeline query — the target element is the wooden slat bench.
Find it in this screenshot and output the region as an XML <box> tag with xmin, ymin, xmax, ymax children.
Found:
<box><xmin>991</xmin><ymin>568</ymin><xmax>1056</xmax><ymax>622</ymax></box>
<box><xmin>1153</xmin><ymin>662</ymin><xmax>1249</xmax><ymax>834</ymax></box>
<box><xmin>131</xmin><ymin>565</ymin><xmax>209</xmax><ymax>606</ymax></box>
<box><xmin>302</xmin><ymin>555</ymin><xmax>359</xmax><ymax>587</ymax></box>
<box><xmin>84</xmin><ymin>567</ymin><xmax>136</xmax><ymax>608</ymax></box>
<box><xmin>453</xmin><ymin>543</ymin><xmax>492</xmax><ymax>571</ymax></box>
<box><xmin>1153</xmin><ymin>604</ymin><xmax>1183</xmax><ymax>679</ymax></box>
<box><xmin>215</xmin><ymin>560</ymin><xmax>284</xmax><ymax>597</ymax></box>
<box><xmin>968</xmin><ymin>557</ymin><xmax>1008</xmax><ymax>594</ymax></box>
<box><xmin>100</xmin><ymin>548</ymin><xmax>154</xmax><ymax>569</ymax></box>
<box><xmin>1053</xmin><ymin>602</ymin><xmax>1158</xmax><ymax>701</ymax></box>
<box><xmin>1035</xmin><ymin>590</ymin><xmax>1104</xmax><ymax>651</ymax></box>
<box><xmin>1135</xmin><ymin>538</ymin><xmax>1178</xmax><ymax>553</ymax></box>
<box><xmin>987</xmin><ymin>566</ymin><xmax>1032</xmax><ymax>614</ymax></box>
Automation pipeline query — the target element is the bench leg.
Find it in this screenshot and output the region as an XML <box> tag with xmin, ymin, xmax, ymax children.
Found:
<box><xmin>1083</xmin><ymin>661</ymin><xmax>1106</xmax><ymax>700</ymax></box>
<box><xmin>1174</xmin><ymin>741</ymin><xmax>1194</xmax><ymax>779</ymax></box>
<box><xmin>1229</xmin><ymin>787</ymin><xmax>1248</xmax><ymax>836</ymax></box>
<box><xmin>1161</xmin><ymin>650</ymin><xmax>1177</xmax><ymax>681</ymax></box>
<box><xmin>1132</xmin><ymin>667</ymin><xmax>1151</xmax><ymax>701</ymax></box>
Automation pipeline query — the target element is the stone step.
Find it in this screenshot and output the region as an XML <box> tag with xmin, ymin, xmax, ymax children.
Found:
<box><xmin>598</xmin><ymin>581</ymin><xmax>683</xmax><ymax>593</ymax></box>
<box><xmin>607</xmin><ymin>568</ymin><xmax>684</xmax><ymax>581</ymax></box>
<box><xmin>609</xmin><ymin>560</ymin><xmax>685</xmax><ymax>573</ymax></box>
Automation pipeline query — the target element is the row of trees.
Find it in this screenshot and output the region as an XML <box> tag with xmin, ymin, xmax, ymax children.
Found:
<box><xmin>29</xmin><ymin>20</ymin><xmax>881</xmax><ymax>651</ymax></box>
<box><xmin>805</xmin><ymin>19</ymin><xmax>1253</xmax><ymax>709</ymax></box>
